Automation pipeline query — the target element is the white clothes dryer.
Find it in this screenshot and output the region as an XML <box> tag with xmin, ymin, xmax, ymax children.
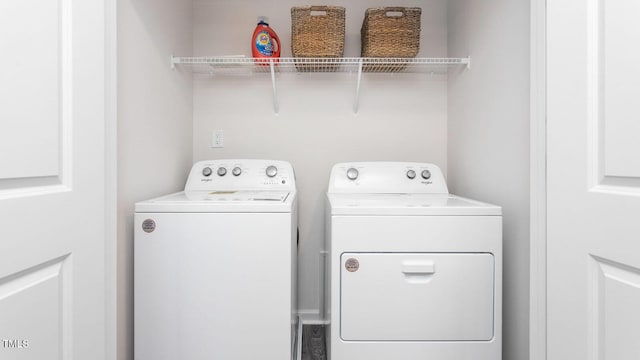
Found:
<box><xmin>135</xmin><ymin>159</ymin><xmax>298</xmax><ymax>360</ymax></box>
<box><xmin>326</xmin><ymin>162</ymin><xmax>502</xmax><ymax>360</ymax></box>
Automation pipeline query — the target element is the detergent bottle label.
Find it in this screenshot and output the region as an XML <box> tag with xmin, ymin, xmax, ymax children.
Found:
<box><xmin>255</xmin><ymin>30</ymin><xmax>273</xmax><ymax>56</ymax></box>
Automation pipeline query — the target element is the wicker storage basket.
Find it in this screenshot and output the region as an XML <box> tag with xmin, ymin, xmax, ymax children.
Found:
<box><xmin>291</xmin><ymin>6</ymin><xmax>345</xmax><ymax>71</ymax></box>
<box><xmin>361</xmin><ymin>7</ymin><xmax>421</xmax><ymax>58</ymax></box>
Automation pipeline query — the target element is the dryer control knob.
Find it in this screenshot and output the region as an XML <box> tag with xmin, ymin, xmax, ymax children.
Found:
<box><xmin>347</xmin><ymin>168</ymin><xmax>359</xmax><ymax>180</ymax></box>
<box><xmin>232</xmin><ymin>167</ymin><xmax>242</xmax><ymax>176</ymax></box>
<box><xmin>202</xmin><ymin>167</ymin><xmax>213</xmax><ymax>177</ymax></box>
<box><xmin>421</xmin><ymin>170</ymin><xmax>432</xmax><ymax>180</ymax></box>
<box><xmin>406</xmin><ymin>170</ymin><xmax>416</xmax><ymax>179</ymax></box>
<box><xmin>266</xmin><ymin>165</ymin><xmax>278</xmax><ymax>178</ymax></box>
<box><xmin>217</xmin><ymin>167</ymin><xmax>227</xmax><ymax>176</ymax></box>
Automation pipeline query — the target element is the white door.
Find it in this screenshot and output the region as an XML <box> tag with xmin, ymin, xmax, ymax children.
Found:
<box><xmin>547</xmin><ymin>1</ymin><xmax>640</xmax><ymax>359</ymax></box>
<box><xmin>0</xmin><ymin>1</ymin><xmax>108</xmax><ymax>359</ymax></box>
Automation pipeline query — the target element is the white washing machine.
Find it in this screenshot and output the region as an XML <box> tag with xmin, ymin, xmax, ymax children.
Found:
<box><xmin>326</xmin><ymin>162</ymin><xmax>502</xmax><ymax>360</ymax></box>
<box><xmin>135</xmin><ymin>159</ymin><xmax>298</xmax><ymax>360</ymax></box>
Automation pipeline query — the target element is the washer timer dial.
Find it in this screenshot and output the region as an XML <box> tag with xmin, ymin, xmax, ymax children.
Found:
<box><xmin>266</xmin><ymin>165</ymin><xmax>278</xmax><ymax>178</ymax></box>
<box><xmin>346</xmin><ymin>168</ymin><xmax>359</xmax><ymax>180</ymax></box>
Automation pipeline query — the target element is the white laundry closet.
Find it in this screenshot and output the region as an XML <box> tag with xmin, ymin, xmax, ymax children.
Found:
<box><xmin>117</xmin><ymin>1</ymin><xmax>530</xmax><ymax>359</ymax></box>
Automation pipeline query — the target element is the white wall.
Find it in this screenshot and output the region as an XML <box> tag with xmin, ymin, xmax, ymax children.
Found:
<box><xmin>117</xmin><ymin>1</ymin><xmax>193</xmax><ymax>359</ymax></box>
<box><xmin>192</xmin><ymin>0</ymin><xmax>449</xmax><ymax>315</ymax></box>
<box><xmin>447</xmin><ymin>1</ymin><xmax>530</xmax><ymax>359</ymax></box>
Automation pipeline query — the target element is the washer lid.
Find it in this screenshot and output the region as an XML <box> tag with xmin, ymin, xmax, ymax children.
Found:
<box><xmin>328</xmin><ymin>193</ymin><xmax>501</xmax><ymax>216</ymax></box>
<box><xmin>135</xmin><ymin>190</ymin><xmax>295</xmax><ymax>213</ymax></box>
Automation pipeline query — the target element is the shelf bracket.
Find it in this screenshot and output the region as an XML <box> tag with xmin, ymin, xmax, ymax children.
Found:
<box><xmin>270</xmin><ymin>59</ymin><xmax>279</xmax><ymax>114</ymax></box>
<box><xmin>171</xmin><ymin>55</ymin><xmax>177</xmax><ymax>70</ymax></box>
<box><xmin>353</xmin><ymin>59</ymin><xmax>364</xmax><ymax>114</ymax></box>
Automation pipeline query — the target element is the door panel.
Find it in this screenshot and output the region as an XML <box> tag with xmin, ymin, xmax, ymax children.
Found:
<box><xmin>0</xmin><ymin>1</ymin><xmax>71</xmax><ymax>186</ymax></box>
<box><xmin>547</xmin><ymin>0</ymin><xmax>640</xmax><ymax>359</ymax></box>
<box><xmin>0</xmin><ymin>257</ymin><xmax>70</xmax><ymax>358</ymax></box>
<box><xmin>585</xmin><ymin>0</ymin><xmax>640</xmax><ymax>192</ymax></box>
<box><xmin>0</xmin><ymin>1</ymin><xmax>106</xmax><ymax>359</ymax></box>
<box><xmin>600</xmin><ymin>1</ymin><xmax>640</xmax><ymax>179</ymax></box>
<box><xmin>340</xmin><ymin>253</ymin><xmax>494</xmax><ymax>341</ymax></box>
<box><xmin>590</xmin><ymin>257</ymin><xmax>640</xmax><ymax>360</ymax></box>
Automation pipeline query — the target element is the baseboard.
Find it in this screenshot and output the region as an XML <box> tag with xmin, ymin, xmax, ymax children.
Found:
<box><xmin>298</xmin><ymin>309</ymin><xmax>330</xmax><ymax>325</ymax></box>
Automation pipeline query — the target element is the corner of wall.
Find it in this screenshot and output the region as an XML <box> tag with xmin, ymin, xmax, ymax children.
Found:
<box><xmin>447</xmin><ymin>1</ymin><xmax>531</xmax><ymax>359</ymax></box>
<box><xmin>116</xmin><ymin>0</ymin><xmax>194</xmax><ymax>359</ymax></box>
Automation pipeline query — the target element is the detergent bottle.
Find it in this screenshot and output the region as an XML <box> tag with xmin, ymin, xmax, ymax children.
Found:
<box><xmin>252</xmin><ymin>17</ymin><xmax>281</xmax><ymax>60</ymax></box>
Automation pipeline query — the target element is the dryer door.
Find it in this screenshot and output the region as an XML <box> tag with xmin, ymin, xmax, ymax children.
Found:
<box><xmin>340</xmin><ymin>253</ymin><xmax>494</xmax><ymax>341</ymax></box>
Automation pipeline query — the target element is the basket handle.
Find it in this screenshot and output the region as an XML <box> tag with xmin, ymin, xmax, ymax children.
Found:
<box><xmin>383</xmin><ymin>7</ymin><xmax>408</xmax><ymax>18</ymax></box>
<box><xmin>309</xmin><ymin>6</ymin><xmax>329</xmax><ymax>16</ymax></box>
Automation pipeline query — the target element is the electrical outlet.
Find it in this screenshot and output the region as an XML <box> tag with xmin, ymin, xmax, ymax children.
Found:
<box><xmin>212</xmin><ymin>130</ymin><xmax>224</xmax><ymax>148</ymax></box>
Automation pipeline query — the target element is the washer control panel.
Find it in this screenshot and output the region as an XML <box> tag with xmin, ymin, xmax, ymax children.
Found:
<box><xmin>329</xmin><ymin>162</ymin><xmax>448</xmax><ymax>194</ymax></box>
<box><xmin>346</xmin><ymin>168</ymin><xmax>359</xmax><ymax>180</ymax></box>
<box><xmin>186</xmin><ymin>159</ymin><xmax>296</xmax><ymax>191</ymax></box>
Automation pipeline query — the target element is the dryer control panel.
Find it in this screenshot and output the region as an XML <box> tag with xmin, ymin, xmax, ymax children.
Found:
<box><xmin>185</xmin><ymin>159</ymin><xmax>296</xmax><ymax>192</ymax></box>
<box><xmin>328</xmin><ymin>162</ymin><xmax>448</xmax><ymax>194</ymax></box>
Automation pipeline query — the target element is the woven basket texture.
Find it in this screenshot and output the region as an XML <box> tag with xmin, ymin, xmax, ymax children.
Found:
<box><xmin>291</xmin><ymin>6</ymin><xmax>346</xmax><ymax>59</ymax></box>
<box><xmin>361</xmin><ymin>7</ymin><xmax>422</xmax><ymax>58</ymax></box>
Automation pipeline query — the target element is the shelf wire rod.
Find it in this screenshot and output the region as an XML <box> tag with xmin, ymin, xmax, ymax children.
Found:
<box><xmin>269</xmin><ymin>59</ymin><xmax>279</xmax><ymax>115</ymax></box>
<box><xmin>353</xmin><ymin>59</ymin><xmax>363</xmax><ymax>114</ymax></box>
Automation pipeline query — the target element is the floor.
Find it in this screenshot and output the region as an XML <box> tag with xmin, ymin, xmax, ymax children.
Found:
<box><xmin>301</xmin><ymin>325</ymin><xmax>327</xmax><ymax>360</ymax></box>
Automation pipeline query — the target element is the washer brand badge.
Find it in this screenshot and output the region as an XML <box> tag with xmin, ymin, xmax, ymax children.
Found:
<box><xmin>142</xmin><ymin>219</ymin><xmax>156</xmax><ymax>233</ymax></box>
<box><xmin>345</xmin><ymin>258</ymin><xmax>360</xmax><ymax>272</ymax></box>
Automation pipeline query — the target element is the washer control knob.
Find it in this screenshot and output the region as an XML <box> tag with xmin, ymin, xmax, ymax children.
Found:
<box><xmin>421</xmin><ymin>170</ymin><xmax>432</xmax><ymax>180</ymax></box>
<box><xmin>232</xmin><ymin>167</ymin><xmax>242</xmax><ymax>176</ymax></box>
<box><xmin>217</xmin><ymin>167</ymin><xmax>227</xmax><ymax>176</ymax></box>
<box><xmin>406</xmin><ymin>170</ymin><xmax>416</xmax><ymax>179</ymax></box>
<box><xmin>346</xmin><ymin>168</ymin><xmax>359</xmax><ymax>181</ymax></box>
<box><xmin>266</xmin><ymin>165</ymin><xmax>278</xmax><ymax>178</ymax></box>
<box><xmin>202</xmin><ymin>167</ymin><xmax>213</xmax><ymax>177</ymax></box>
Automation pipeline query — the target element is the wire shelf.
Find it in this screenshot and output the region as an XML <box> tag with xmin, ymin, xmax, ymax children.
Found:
<box><xmin>171</xmin><ymin>55</ymin><xmax>471</xmax><ymax>114</ymax></box>
<box><xmin>171</xmin><ymin>56</ymin><xmax>470</xmax><ymax>75</ymax></box>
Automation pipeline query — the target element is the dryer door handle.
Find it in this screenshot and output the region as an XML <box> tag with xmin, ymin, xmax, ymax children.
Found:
<box><xmin>401</xmin><ymin>262</ymin><xmax>435</xmax><ymax>275</ymax></box>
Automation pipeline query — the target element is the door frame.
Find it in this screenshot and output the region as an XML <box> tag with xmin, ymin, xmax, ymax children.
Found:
<box><xmin>105</xmin><ymin>0</ymin><xmax>117</xmax><ymax>359</ymax></box>
<box><xmin>530</xmin><ymin>0</ymin><xmax>547</xmax><ymax>359</ymax></box>
<box><xmin>100</xmin><ymin>2</ymin><xmax>551</xmax><ymax>359</ymax></box>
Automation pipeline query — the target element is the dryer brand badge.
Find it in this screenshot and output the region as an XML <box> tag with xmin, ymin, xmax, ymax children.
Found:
<box><xmin>142</xmin><ymin>219</ymin><xmax>156</xmax><ymax>233</ymax></box>
<box><xmin>345</xmin><ymin>258</ymin><xmax>360</xmax><ymax>272</ymax></box>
